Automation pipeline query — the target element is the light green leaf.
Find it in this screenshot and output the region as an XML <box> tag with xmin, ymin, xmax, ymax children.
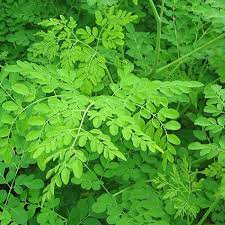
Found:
<box><xmin>93</xmin><ymin>117</ymin><xmax>102</xmax><ymax>128</ymax></box>
<box><xmin>79</xmin><ymin>135</ymin><xmax>88</xmax><ymax>147</ymax></box>
<box><xmin>161</xmin><ymin>108</ymin><xmax>179</xmax><ymax>119</ymax></box>
<box><xmin>2</xmin><ymin>101</ymin><xmax>18</xmax><ymax>111</ymax></box>
<box><xmin>26</xmin><ymin>131</ymin><xmax>41</xmax><ymax>141</ymax></box>
<box><xmin>164</xmin><ymin>121</ymin><xmax>181</xmax><ymax>130</ymax></box>
<box><xmin>12</xmin><ymin>83</ymin><xmax>30</xmax><ymax>96</ymax></box>
<box><xmin>61</xmin><ymin>167</ymin><xmax>70</xmax><ymax>185</ymax></box>
<box><xmin>72</xmin><ymin>159</ymin><xmax>83</xmax><ymax>178</ymax></box>
<box><xmin>109</xmin><ymin>124</ymin><xmax>119</xmax><ymax>136</ymax></box>
<box><xmin>166</xmin><ymin>151</ymin><xmax>174</xmax><ymax>163</ymax></box>
<box><xmin>28</xmin><ymin>116</ymin><xmax>45</xmax><ymax>126</ymax></box>
<box><xmin>188</xmin><ymin>142</ymin><xmax>203</xmax><ymax>150</ymax></box>
<box><xmin>132</xmin><ymin>0</ymin><xmax>138</xmax><ymax>5</ymax></box>
<box><xmin>195</xmin><ymin>117</ymin><xmax>211</xmax><ymax>126</ymax></box>
<box><xmin>4</xmin><ymin>65</ymin><xmax>21</xmax><ymax>72</ymax></box>
<box><xmin>122</xmin><ymin>128</ymin><xmax>132</xmax><ymax>140</ymax></box>
<box><xmin>0</xmin><ymin>128</ymin><xmax>10</xmax><ymax>138</ymax></box>
<box><xmin>167</xmin><ymin>143</ymin><xmax>176</xmax><ymax>155</ymax></box>
<box><xmin>167</xmin><ymin>134</ymin><xmax>181</xmax><ymax>145</ymax></box>
<box><xmin>76</xmin><ymin>150</ymin><xmax>87</xmax><ymax>162</ymax></box>
<box><xmin>113</xmin><ymin>151</ymin><xmax>126</xmax><ymax>161</ymax></box>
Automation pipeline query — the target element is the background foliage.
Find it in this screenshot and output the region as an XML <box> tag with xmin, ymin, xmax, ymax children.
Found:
<box><xmin>1</xmin><ymin>0</ymin><xmax>225</xmax><ymax>224</ymax></box>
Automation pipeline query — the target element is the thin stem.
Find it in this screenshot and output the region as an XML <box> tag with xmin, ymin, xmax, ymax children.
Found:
<box><xmin>156</xmin><ymin>32</ymin><xmax>225</xmax><ymax>74</ymax></box>
<box><xmin>149</xmin><ymin>0</ymin><xmax>164</xmax><ymax>75</ymax></box>
<box><xmin>195</xmin><ymin>197</ymin><xmax>220</xmax><ymax>225</ymax></box>
<box><xmin>71</xmin><ymin>102</ymin><xmax>94</xmax><ymax>149</ymax></box>
<box><xmin>113</xmin><ymin>186</ymin><xmax>132</xmax><ymax>197</ymax></box>
<box><xmin>113</xmin><ymin>180</ymin><xmax>152</xmax><ymax>197</ymax></box>
<box><xmin>105</xmin><ymin>66</ymin><xmax>114</xmax><ymax>84</ymax></box>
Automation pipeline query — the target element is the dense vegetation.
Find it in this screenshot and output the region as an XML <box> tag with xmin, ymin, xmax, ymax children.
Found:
<box><xmin>1</xmin><ymin>0</ymin><xmax>225</xmax><ymax>224</ymax></box>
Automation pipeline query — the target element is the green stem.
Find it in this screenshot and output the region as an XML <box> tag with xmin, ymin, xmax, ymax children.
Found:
<box><xmin>105</xmin><ymin>66</ymin><xmax>114</xmax><ymax>84</ymax></box>
<box><xmin>71</xmin><ymin>102</ymin><xmax>94</xmax><ymax>149</ymax></box>
<box><xmin>113</xmin><ymin>186</ymin><xmax>132</xmax><ymax>197</ymax></box>
<box><xmin>195</xmin><ymin>198</ymin><xmax>220</xmax><ymax>225</ymax></box>
<box><xmin>156</xmin><ymin>32</ymin><xmax>225</xmax><ymax>74</ymax></box>
<box><xmin>149</xmin><ymin>0</ymin><xmax>164</xmax><ymax>75</ymax></box>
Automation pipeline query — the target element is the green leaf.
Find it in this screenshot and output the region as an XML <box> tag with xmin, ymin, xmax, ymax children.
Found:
<box><xmin>109</xmin><ymin>124</ymin><xmax>119</xmax><ymax>136</ymax></box>
<box><xmin>2</xmin><ymin>101</ymin><xmax>18</xmax><ymax>111</ymax></box>
<box><xmin>76</xmin><ymin>150</ymin><xmax>87</xmax><ymax>162</ymax></box>
<box><xmin>28</xmin><ymin>116</ymin><xmax>45</xmax><ymax>126</ymax></box>
<box><xmin>61</xmin><ymin>167</ymin><xmax>70</xmax><ymax>185</ymax></box>
<box><xmin>93</xmin><ymin>117</ymin><xmax>102</xmax><ymax>128</ymax></box>
<box><xmin>72</xmin><ymin>159</ymin><xmax>83</xmax><ymax>178</ymax></box>
<box><xmin>4</xmin><ymin>65</ymin><xmax>21</xmax><ymax>72</ymax></box>
<box><xmin>195</xmin><ymin>117</ymin><xmax>211</xmax><ymax>126</ymax></box>
<box><xmin>167</xmin><ymin>143</ymin><xmax>176</xmax><ymax>155</ymax></box>
<box><xmin>122</xmin><ymin>128</ymin><xmax>132</xmax><ymax>140</ymax></box>
<box><xmin>164</xmin><ymin>121</ymin><xmax>181</xmax><ymax>130</ymax></box>
<box><xmin>152</xmin><ymin>221</ymin><xmax>170</xmax><ymax>225</ymax></box>
<box><xmin>166</xmin><ymin>151</ymin><xmax>174</xmax><ymax>163</ymax></box>
<box><xmin>113</xmin><ymin>151</ymin><xmax>126</xmax><ymax>161</ymax></box>
<box><xmin>193</xmin><ymin>130</ymin><xmax>207</xmax><ymax>141</ymax></box>
<box><xmin>64</xmin><ymin>135</ymin><xmax>72</xmax><ymax>146</ymax></box>
<box><xmin>0</xmin><ymin>128</ymin><xmax>10</xmax><ymax>138</ymax></box>
<box><xmin>152</xmin><ymin>119</ymin><xmax>160</xmax><ymax>128</ymax></box>
<box><xmin>219</xmin><ymin>135</ymin><xmax>225</xmax><ymax>149</ymax></box>
<box><xmin>218</xmin><ymin>115</ymin><xmax>225</xmax><ymax>126</ymax></box>
<box><xmin>79</xmin><ymin>135</ymin><xmax>88</xmax><ymax>147</ymax></box>
<box><xmin>140</xmin><ymin>140</ymin><xmax>147</xmax><ymax>151</ymax></box>
<box><xmin>10</xmin><ymin>207</ymin><xmax>28</xmax><ymax>225</ymax></box>
<box><xmin>132</xmin><ymin>0</ymin><xmax>138</xmax><ymax>5</ymax></box>
<box><xmin>84</xmin><ymin>218</ymin><xmax>102</xmax><ymax>225</ymax></box>
<box><xmin>12</xmin><ymin>83</ymin><xmax>30</xmax><ymax>96</ymax></box>
<box><xmin>92</xmin><ymin>194</ymin><xmax>113</xmax><ymax>213</ymax></box>
<box><xmin>161</xmin><ymin>108</ymin><xmax>179</xmax><ymax>119</ymax></box>
<box><xmin>27</xmin><ymin>179</ymin><xmax>44</xmax><ymax>189</ymax></box>
<box><xmin>167</xmin><ymin>134</ymin><xmax>181</xmax><ymax>145</ymax></box>
<box><xmin>0</xmin><ymin>190</ymin><xmax>7</xmax><ymax>204</ymax></box>
<box><xmin>26</xmin><ymin>131</ymin><xmax>40</xmax><ymax>141</ymax></box>
<box><xmin>188</xmin><ymin>142</ymin><xmax>203</xmax><ymax>150</ymax></box>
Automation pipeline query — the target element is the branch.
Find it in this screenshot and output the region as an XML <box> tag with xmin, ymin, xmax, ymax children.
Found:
<box><xmin>156</xmin><ymin>32</ymin><xmax>225</xmax><ymax>74</ymax></box>
<box><xmin>149</xmin><ymin>0</ymin><xmax>164</xmax><ymax>75</ymax></box>
<box><xmin>195</xmin><ymin>197</ymin><xmax>220</xmax><ymax>225</ymax></box>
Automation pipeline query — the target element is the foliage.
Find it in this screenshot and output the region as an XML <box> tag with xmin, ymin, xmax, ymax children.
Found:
<box><xmin>1</xmin><ymin>0</ymin><xmax>225</xmax><ymax>225</ymax></box>
<box><xmin>153</xmin><ymin>158</ymin><xmax>203</xmax><ymax>220</ymax></box>
<box><xmin>0</xmin><ymin>0</ymin><xmax>74</xmax><ymax>63</ymax></box>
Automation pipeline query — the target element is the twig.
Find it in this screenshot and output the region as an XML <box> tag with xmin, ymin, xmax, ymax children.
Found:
<box><xmin>149</xmin><ymin>0</ymin><xmax>165</xmax><ymax>75</ymax></box>
<box><xmin>195</xmin><ymin>197</ymin><xmax>220</xmax><ymax>225</ymax></box>
<box><xmin>156</xmin><ymin>32</ymin><xmax>225</xmax><ymax>74</ymax></box>
<box><xmin>71</xmin><ymin>102</ymin><xmax>94</xmax><ymax>149</ymax></box>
